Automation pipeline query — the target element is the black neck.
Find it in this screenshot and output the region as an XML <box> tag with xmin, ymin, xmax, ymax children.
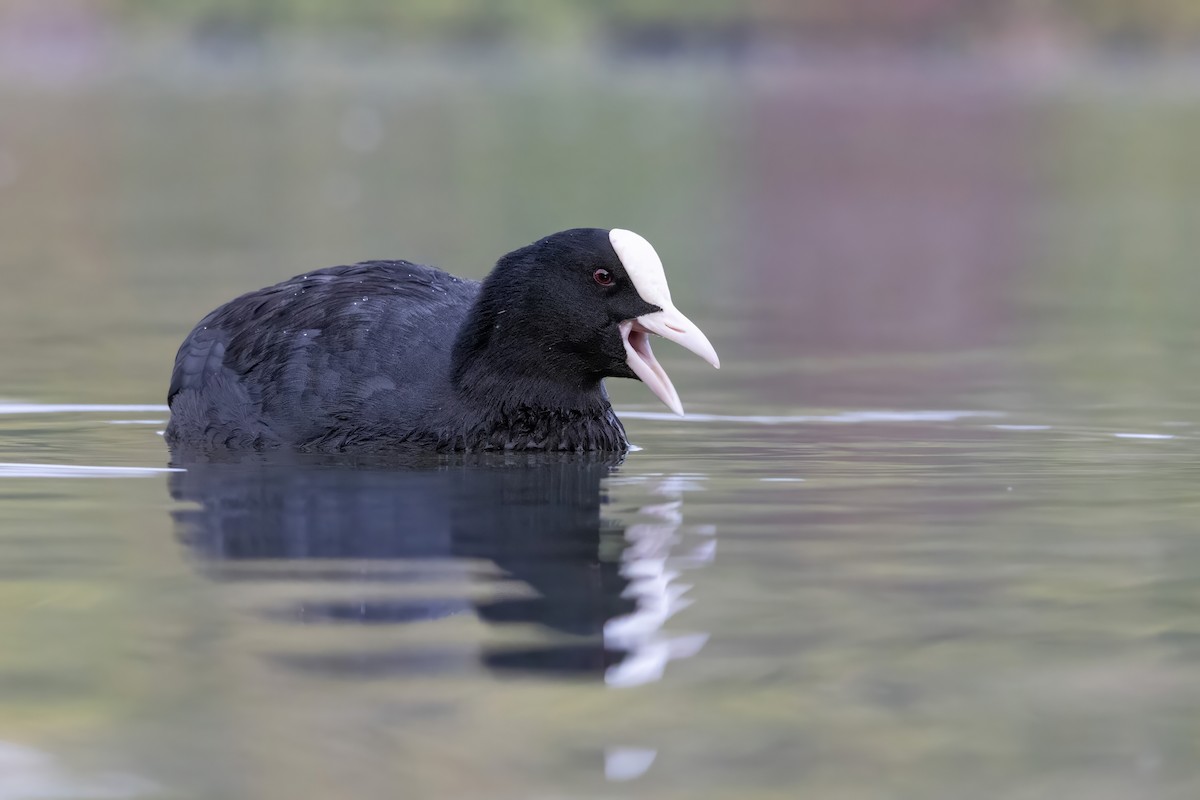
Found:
<box><xmin>450</xmin><ymin>276</ymin><xmax>609</xmax><ymax>415</ymax></box>
<box><xmin>446</xmin><ymin>292</ymin><xmax>627</xmax><ymax>452</ymax></box>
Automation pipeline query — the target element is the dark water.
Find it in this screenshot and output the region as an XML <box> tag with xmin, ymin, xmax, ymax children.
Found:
<box><xmin>3</xmin><ymin>52</ymin><xmax>1200</xmax><ymax>799</ymax></box>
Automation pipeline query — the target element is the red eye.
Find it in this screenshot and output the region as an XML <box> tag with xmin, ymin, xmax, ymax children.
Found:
<box><xmin>593</xmin><ymin>268</ymin><xmax>614</xmax><ymax>286</ymax></box>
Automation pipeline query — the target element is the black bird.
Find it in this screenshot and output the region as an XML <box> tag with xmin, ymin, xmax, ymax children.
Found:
<box><xmin>166</xmin><ymin>228</ymin><xmax>719</xmax><ymax>453</ymax></box>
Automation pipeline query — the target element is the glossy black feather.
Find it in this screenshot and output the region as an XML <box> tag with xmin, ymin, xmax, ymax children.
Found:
<box><xmin>166</xmin><ymin>230</ymin><xmax>657</xmax><ymax>455</ymax></box>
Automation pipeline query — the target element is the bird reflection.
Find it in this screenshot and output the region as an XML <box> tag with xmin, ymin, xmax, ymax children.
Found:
<box><xmin>168</xmin><ymin>453</ymin><xmax>712</xmax><ymax>684</ymax></box>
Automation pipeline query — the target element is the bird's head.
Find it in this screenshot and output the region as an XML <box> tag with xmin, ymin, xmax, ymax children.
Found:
<box><xmin>467</xmin><ymin>228</ymin><xmax>719</xmax><ymax>415</ymax></box>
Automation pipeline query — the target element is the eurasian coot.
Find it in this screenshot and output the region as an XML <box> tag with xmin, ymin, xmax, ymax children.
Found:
<box><xmin>166</xmin><ymin>228</ymin><xmax>719</xmax><ymax>453</ymax></box>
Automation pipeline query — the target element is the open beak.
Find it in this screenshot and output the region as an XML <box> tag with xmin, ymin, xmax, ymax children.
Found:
<box><xmin>620</xmin><ymin>307</ymin><xmax>720</xmax><ymax>416</ymax></box>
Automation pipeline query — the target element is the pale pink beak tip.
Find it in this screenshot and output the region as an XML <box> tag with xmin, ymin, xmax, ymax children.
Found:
<box><xmin>620</xmin><ymin>310</ymin><xmax>717</xmax><ymax>416</ymax></box>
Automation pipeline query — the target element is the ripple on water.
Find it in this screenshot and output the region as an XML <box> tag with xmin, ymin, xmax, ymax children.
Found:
<box><xmin>1113</xmin><ymin>432</ymin><xmax>1176</xmax><ymax>440</ymax></box>
<box><xmin>0</xmin><ymin>403</ymin><xmax>169</xmax><ymax>415</ymax></box>
<box><xmin>0</xmin><ymin>463</ymin><xmax>182</xmax><ymax>478</ymax></box>
<box><xmin>619</xmin><ymin>409</ymin><xmax>1005</xmax><ymax>424</ymax></box>
<box><xmin>0</xmin><ymin>740</ymin><xmax>156</xmax><ymax>798</ymax></box>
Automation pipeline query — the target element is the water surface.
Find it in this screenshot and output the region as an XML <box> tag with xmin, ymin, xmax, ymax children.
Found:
<box><xmin>3</xmin><ymin>51</ymin><xmax>1200</xmax><ymax>799</ymax></box>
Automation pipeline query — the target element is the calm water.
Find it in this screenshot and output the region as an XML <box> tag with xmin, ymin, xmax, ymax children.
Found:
<box><xmin>3</xmin><ymin>50</ymin><xmax>1200</xmax><ymax>799</ymax></box>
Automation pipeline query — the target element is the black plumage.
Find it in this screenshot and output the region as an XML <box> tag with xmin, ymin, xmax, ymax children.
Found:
<box><xmin>166</xmin><ymin>228</ymin><xmax>670</xmax><ymax>454</ymax></box>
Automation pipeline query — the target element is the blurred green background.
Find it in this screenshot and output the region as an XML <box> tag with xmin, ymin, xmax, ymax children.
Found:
<box><xmin>3</xmin><ymin>0</ymin><xmax>1200</xmax><ymax>411</ymax></box>
<box><xmin>26</xmin><ymin>0</ymin><xmax>1200</xmax><ymax>51</ymax></box>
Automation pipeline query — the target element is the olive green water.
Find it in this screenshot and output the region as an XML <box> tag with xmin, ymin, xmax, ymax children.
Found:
<box><xmin>2</xmin><ymin>52</ymin><xmax>1200</xmax><ymax>799</ymax></box>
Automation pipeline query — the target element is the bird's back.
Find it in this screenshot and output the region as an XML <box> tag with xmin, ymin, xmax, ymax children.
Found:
<box><xmin>166</xmin><ymin>260</ymin><xmax>480</xmax><ymax>452</ymax></box>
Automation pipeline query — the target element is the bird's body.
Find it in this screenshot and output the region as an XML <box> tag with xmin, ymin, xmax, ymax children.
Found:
<box><xmin>166</xmin><ymin>229</ymin><xmax>718</xmax><ymax>455</ymax></box>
